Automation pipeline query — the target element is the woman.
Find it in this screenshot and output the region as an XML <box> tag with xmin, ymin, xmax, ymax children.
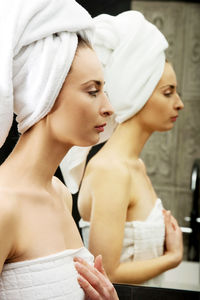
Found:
<box><xmin>0</xmin><ymin>1</ymin><xmax>119</xmax><ymax>299</ymax></box>
<box><xmin>62</xmin><ymin>11</ymin><xmax>184</xmax><ymax>287</ymax></box>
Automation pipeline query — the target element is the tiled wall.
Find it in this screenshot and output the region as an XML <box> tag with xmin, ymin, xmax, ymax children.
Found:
<box><xmin>131</xmin><ymin>1</ymin><xmax>200</xmax><ymax>258</ymax></box>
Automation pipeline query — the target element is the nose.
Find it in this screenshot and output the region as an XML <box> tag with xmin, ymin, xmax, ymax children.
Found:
<box><xmin>175</xmin><ymin>93</ymin><xmax>184</xmax><ymax>111</ymax></box>
<box><xmin>100</xmin><ymin>92</ymin><xmax>114</xmax><ymax>117</ymax></box>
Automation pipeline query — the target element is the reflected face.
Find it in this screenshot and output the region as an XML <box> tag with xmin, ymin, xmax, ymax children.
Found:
<box><xmin>48</xmin><ymin>46</ymin><xmax>113</xmax><ymax>147</ymax></box>
<box><xmin>137</xmin><ymin>62</ymin><xmax>184</xmax><ymax>132</ymax></box>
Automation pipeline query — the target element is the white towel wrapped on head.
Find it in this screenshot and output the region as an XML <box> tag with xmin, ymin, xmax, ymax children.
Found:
<box><xmin>60</xmin><ymin>10</ymin><xmax>168</xmax><ymax>194</ymax></box>
<box><xmin>0</xmin><ymin>0</ymin><xmax>94</xmax><ymax>148</ymax></box>
<box><xmin>94</xmin><ymin>11</ymin><xmax>168</xmax><ymax>123</ymax></box>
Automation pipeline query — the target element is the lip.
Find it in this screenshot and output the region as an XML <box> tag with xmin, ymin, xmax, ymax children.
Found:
<box><xmin>171</xmin><ymin>116</ymin><xmax>178</xmax><ymax>122</ymax></box>
<box><xmin>95</xmin><ymin>123</ymin><xmax>107</xmax><ymax>132</ymax></box>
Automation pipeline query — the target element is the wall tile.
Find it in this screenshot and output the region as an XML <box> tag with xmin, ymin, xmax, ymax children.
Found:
<box><xmin>131</xmin><ymin>1</ymin><xmax>200</xmax><ymax>230</ymax></box>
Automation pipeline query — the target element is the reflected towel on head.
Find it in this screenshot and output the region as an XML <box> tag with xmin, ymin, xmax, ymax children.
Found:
<box><xmin>60</xmin><ymin>10</ymin><xmax>168</xmax><ymax>194</ymax></box>
<box><xmin>0</xmin><ymin>0</ymin><xmax>94</xmax><ymax>148</ymax></box>
<box><xmin>94</xmin><ymin>11</ymin><xmax>168</xmax><ymax>123</ymax></box>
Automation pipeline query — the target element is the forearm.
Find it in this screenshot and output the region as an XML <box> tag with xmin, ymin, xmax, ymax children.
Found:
<box><xmin>108</xmin><ymin>253</ymin><xmax>178</xmax><ymax>284</ymax></box>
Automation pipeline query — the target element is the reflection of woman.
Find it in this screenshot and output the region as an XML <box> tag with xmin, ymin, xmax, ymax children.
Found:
<box><xmin>76</xmin><ymin>12</ymin><xmax>184</xmax><ymax>286</ymax></box>
<box><xmin>0</xmin><ymin>1</ymin><xmax>119</xmax><ymax>299</ymax></box>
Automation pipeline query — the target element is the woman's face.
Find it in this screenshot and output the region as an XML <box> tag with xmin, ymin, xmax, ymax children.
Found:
<box><xmin>48</xmin><ymin>46</ymin><xmax>113</xmax><ymax>147</ymax></box>
<box><xmin>137</xmin><ymin>62</ymin><xmax>184</xmax><ymax>132</ymax></box>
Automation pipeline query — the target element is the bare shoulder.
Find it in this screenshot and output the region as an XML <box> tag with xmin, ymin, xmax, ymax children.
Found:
<box><xmin>84</xmin><ymin>155</ymin><xmax>131</xmax><ymax>200</ymax></box>
<box><xmin>0</xmin><ymin>190</ymin><xmax>18</xmax><ymax>269</ymax></box>
<box><xmin>87</xmin><ymin>154</ymin><xmax>130</xmax><ymax>180</ymax></box>
<box><xmin>138</xmin><ymin>158</ymin><xmax>147</xmax><ymax>172</ymax></box>
<box><xmin>52</xmin><ymin>176</ymin><xmax>72</xmax><ymax>210</ymax></box>
<box><xmin>0</xmin><ymin>195</ymin><xmax>17</xmax><ymax>238</ymax></box>
<box><xmin>80</xmin><ymin>155</ymin><xmax>131</xmax><ymax>212</ymax></box>
<box><xmin>129</xmin><ymin>158</ymin><xmax>147</xmax><ymax>175</ymax></box>
<box><xmin>52</xmin><ymin>176</ymin><xmax>71</xmax><ymax>197</ymax></box>
<box><xmin>0</xmin><ymin>189</ymin><xmax>19</xmax><ymax>221</ymax></box>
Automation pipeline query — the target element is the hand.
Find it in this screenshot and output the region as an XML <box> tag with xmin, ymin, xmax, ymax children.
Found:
<box><xmin>163</xmin><ymin>209</ymin><xmax>183</xmax><ymax>267</ymax></box>
<box><xmin>74</xmin><ymin>255</ymin><xmax>119</xmax><ymax>300</ymax></box>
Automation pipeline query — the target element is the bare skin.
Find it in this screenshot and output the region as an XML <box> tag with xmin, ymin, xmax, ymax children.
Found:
<box><xmin>0</xmin><ymin>46</ymin><xmax>119</xmax><ymax>299</ymax></box>
<box><xmin>78</xmin><ymin>62</ymin><xmax>184</xmax><ymax>284</ymax></box>
<box><xmin>74</xmin><ymin>255</ymin><xmax>119</xmax><ymax>300</ymax></box>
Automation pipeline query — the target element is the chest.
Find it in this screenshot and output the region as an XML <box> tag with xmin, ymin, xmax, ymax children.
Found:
<box><xmin>127</xmin><ymin>172</ymin><xmax>158</xmax><ymax>221</ymax></box>
<box><xmin>9</xmin><ymin>196</ymin><xmax>82</xmax><ymax>262</ymax></box>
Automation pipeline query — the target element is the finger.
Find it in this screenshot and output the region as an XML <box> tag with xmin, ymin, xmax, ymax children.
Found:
<box><xmin>74</xmin><ymin>256</ymin><xmax>98</xmax><ymax>271</ymax></box>
<box><xmin>164</xmin><ymin>210</ymin><xmax>171</xmax><ymax>226</ymax></box>
<box><xmin>74</xmin><ymin>261</ymin><xmax>106</xmax><ymax>296</ymax></box>
<box><xmin>164</xmin><ymin>210</ymin><xmax>175</xmax><ymax>234</ymax></box>
<box><xmin>94</xmin><ymin>255</ymin><xmax>102</xmax><ymax>271</ymax></box>
<box><xmin>170</xmin><ymin>215</ymin><xmax>179</xmax><ymax>228</ymax></box>
<box><xmin>74</xmin><ymin>256</ymin><xmax>106</xmax><ymax>279</ymax></box>
<box><xmin>74</xmin><ymin>256</ymin><xmax>104</xmax><ymax>280</ymax></box>
<box><xmin>171</xmin><ymin>216</ymin><xmax>183</xmax><ymax>238</ymax></box>
<box><xmin>74</xmin><ymin>257</ymin><xmax>117</xmax><ymax>298</ymax></box>
<box><xmin>94</xmin><ymin>255</ymin><xmax>107</xmax><ymax>277</ymax></box>
<box><xmin>74</xmin><ymin>256</ymin><xmax>91</xmax><ymax>266</ymax></box>
<box><xmin>77</xmin><ymin>275</ymin><xmax>99</xmax><ymax>300</ymax></box>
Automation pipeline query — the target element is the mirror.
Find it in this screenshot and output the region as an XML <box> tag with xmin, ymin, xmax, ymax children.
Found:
<box><xmin>73</xmin><ymin>0</ymin><xmax>200</xmax><ymax>293</ymax></box>
<box><xmin>131</xmin><ymin>0</ymin><xmax>200</xmax><ymax>291</ymax></box>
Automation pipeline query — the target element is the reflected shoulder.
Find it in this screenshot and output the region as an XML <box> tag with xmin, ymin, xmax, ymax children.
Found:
<box><xmin>87</xmin><ymin>153</ymin><xmax>128</xmax><ymax>175</ymax></box>
<box><xmin>138</xmin><ymin>158</ymin><xmax>146</xmax><ymax>171</ymax></box>
<box><xmin>85</xmin><ymin>156</ymin><xmax>131</xmax><ymax>190</ymax></box>
<box><xmin>52</xmin><ymin>176</ymin><xmax>72</xmax><ymax>210</ymax></box>
<box><xmin>129</xmin><ymin>158</ymin><xmax>147</xmax><ymax>174</ymax></box>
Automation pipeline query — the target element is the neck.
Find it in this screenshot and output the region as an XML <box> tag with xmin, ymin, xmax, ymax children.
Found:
<box><xmin>104</xmin><ymin>116</ymin><xmax>153</xmax><ymax>160</ymax></box>
<box><xmin>2</xmin><ymin>121</ymin><xmax>71</xmax><ymax>187</ymax></box>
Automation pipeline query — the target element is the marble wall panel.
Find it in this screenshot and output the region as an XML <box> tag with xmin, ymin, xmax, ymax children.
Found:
<box><xmin>131</xmin><ymin>1</ymin><xmax>185</xmax><ymax>87</ymax></box>
<box><xmin>131</xmin><ymin>1</ymin><xmax>200</xmax><ymax>228</ymax></box>
<box><xmin>182</xmin><ymin>5</ymin><xmax>200</xmax><ymax>99</ymax></box>
<box><xmin>176</xmin><ymin>100</ymin><xmax>200</xmax><ymax>188</ymax></box>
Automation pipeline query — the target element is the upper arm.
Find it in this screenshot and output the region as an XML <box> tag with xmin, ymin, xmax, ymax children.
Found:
<box><xmin>87</xmin><ymin>164</ymin><xmax>131</xmax><ymax>276</ymax></box>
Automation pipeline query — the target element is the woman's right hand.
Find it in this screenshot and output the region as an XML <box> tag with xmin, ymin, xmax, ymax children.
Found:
<box><xmin>74</xmin><ymin>255</ymin><xmax>119</xmax><ymax>300</ymax></box>
<box><xmin>163</xmin><ymin>209</ymin><xmax>183</xmax><ymax>267</ymax></box>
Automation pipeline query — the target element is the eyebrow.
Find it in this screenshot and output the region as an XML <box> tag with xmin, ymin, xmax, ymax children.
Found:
<box><xmin>81</xmin><ymin>80</ymin><xmax>104</xmax><ymax>87</ymax></box>
<box><xmin>160</xmin><ymin>84</ymin><xmax>176</xmax><ymax>90</ymax></box>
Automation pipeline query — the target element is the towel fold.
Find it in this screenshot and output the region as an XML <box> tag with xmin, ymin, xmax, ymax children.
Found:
<box><xmin>0</xmin><ymin>0</ymin><xmax>94</xmax><ymax>148</ymax></box>
<box><xmin>60</xmin><ymin>11</ymin><xmax>168</xmax><ymax>194</ymax></box>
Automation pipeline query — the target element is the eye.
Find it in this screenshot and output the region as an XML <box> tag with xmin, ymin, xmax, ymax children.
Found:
<box><xmin>164</xmin><ymin>91</ymin><xmax>172</xmax><ymax>97</ymax></box>
<box><xmin>164</xmin><ymin>93</ymin><xmax>171</xmax><ymax>97</ymax></box>
<box><xmin>88</xmin><ymin>90</ymin><xmax>99</xmax><ymax>97</ymax></box>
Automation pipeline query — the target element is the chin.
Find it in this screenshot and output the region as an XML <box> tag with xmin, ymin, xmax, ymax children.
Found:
<box><xmin>158</xmin><ymin>124</ymin><xmax>174</xmax><ymax>132</ymax></box>
<box><xmin>77</xmin><ymin>136</ymin><xmax>100</xmax><ymax>147</ymax></box>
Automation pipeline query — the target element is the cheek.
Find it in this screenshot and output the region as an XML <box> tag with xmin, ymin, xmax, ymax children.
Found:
<box><xmin>142</xmin><ymin>100</ymin><xmax>159</xmax><ymax>119</ymax></box>
<box><xmin>68</xmin><ymin>101</ymin><xmax>98</xmax><ymax>135</ymax></box>
<box><xmin>148</xmin><ymin>97</ymin><xmax>168</xmax><ymax>118</ymax></box>
<box><xmin>79</xmin><ymin>100</ymin><xmax>99</xmax><ymax>122</ymax></box>
<box><xmin>139</xmin><ymin>99</ymin><xmax>166</xmax><ymax>128</ymax></box>
<box><xmin>52</xmin><ymin>91</ymin><xmax>99</xmax><ymax>134</ymax></box>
